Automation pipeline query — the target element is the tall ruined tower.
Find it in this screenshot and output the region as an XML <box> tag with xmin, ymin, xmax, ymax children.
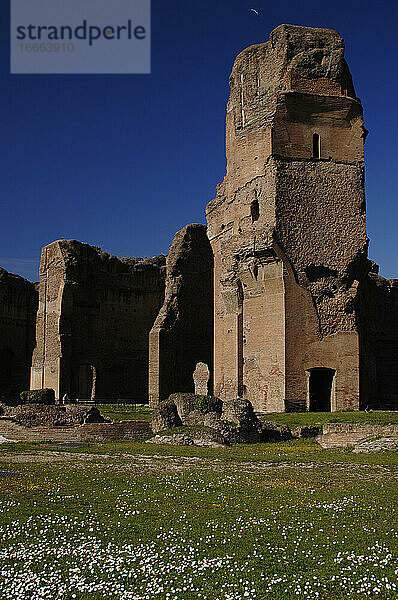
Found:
<box><xmin>206</xmin><ymin>25</ymin><xmax>368</xmax><ymax>412</ymax></box>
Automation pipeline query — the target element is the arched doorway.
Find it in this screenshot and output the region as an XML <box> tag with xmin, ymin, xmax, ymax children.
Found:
<box><xmin>307</xmin><ymin>367</ymin><xmax>335</xmax><ymax>412</ymax></box>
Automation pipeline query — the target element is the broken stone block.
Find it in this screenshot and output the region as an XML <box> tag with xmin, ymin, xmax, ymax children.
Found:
<box><xmin>221</xmin><ymin>398</ymin><xmax>261</xmax><ymax>428</ymax></box>
<box><xmin>190</xmin><ymin>427</ymin><xmax>229</xmax><ymax>448</ymax></box>
<box><xmin>193</xmin><ymin>362</ymin><xmax>210</xmax><ymax>396</ymax></box>
<box><xmin>8</xmin><ymin>404</ymin><xmax>105</xmax><ymax>427</ymax></box>
<box><xmin>261</xmin><ymin>422</ymin><xmax>293</xmax><ymax>442</ymax></box>
<box><xmin>151</xmin><ymin>400</ymin><xmax>182</xmax><ymax>433</ymax></box>
<box><xmin>20</xmin><ymin>389</ymin><xmax>55</xmax><ymax>405</ymax></box>
<box><xmin>170</xmin><ymin>393</ymin><xmax>222</xmax><ymax>423</ymax></box>
<box><xmin>291</xmin><ymin>425</ymin><xmax>320</xmax><ymax>438</ymax></box>
<box><xmin>146</xmin><ymin>433</ymin><xmax>194</xmax><ymax>446</ymax></box>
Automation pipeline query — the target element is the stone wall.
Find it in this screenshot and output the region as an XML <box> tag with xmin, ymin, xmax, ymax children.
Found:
<box><xmin>31</xmin><ymin>240</ymin><xmax>165</xmax><ymax>401</ymax></box>
<box><xmin>148</xmin><ymin>224</ymin><xmax>213</xmax><ymax>406</ymax></box>
<box><xmin>2</xmin><ymin>24</ymin><xmax>397</xmax><ymax>414</ymax></box>
<box><xmin>358</xmin><ymin>273</ymin><xmax>398</xmax><ymax>409</ymax></box>
<box><xmin>206</xmin><ymin>24</ymin><xmax>368</xmax><ymax>412</ymax></box>
<box><xmin>0</xmin><ymin>419</ymin><xmax>151</xmax><ymax>443</ymax></box>
<box><xmin>0</xmin><ymin>268</ymin><xmax>38</xmax><ymax>399</ymax></box>
<box><xmin>317</xmin><ymin>423</ymin><xmax>398</xmax><ymax>448</ymax></box>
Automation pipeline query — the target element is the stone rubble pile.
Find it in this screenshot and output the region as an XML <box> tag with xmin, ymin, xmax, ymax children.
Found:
<box><xmin>0</xmin><ymin>404</ymin><xmax>106</xmax><ymax>427</ymax></box>
<box><xmin>149</xmin><ymin>393</ymin><xmax>315</xmax><ymax>447</ymax></box>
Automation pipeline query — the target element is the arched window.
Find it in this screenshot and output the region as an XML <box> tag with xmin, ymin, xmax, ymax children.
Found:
<box><xmin>313</xmin><ymin>133</ymin><xmax>320</xmax><ymax>159</ymax></box>
<box><xmin>250</xmin><ymin>199</ymin><xmax>260</xmax><ymax>223</ymax></box>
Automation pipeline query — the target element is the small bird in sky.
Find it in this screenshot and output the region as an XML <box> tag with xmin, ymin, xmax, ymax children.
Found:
<box><xmin>250</xmin><ymin>8</ymin><xmax>260</xmax><ymax>15</ymax></box>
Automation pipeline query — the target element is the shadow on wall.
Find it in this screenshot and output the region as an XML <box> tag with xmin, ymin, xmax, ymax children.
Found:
<box><xmin>149</xmin><ymin>224</ymin><xmax>214</xmax><ymax>406</ymax></box>
<box><xmin>358</xmin><ymin>273</ymin><xmax>398</xmax><ymax>410</ymax></box>
<box><xmin>0</xmin><ymin>268</ymin><xmax>38</xmax><ymax>400</ymax></box>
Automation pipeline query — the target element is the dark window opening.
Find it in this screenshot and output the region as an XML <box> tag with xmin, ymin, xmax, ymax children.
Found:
<box><xmin>251</xmin><ymin>199</ymin><xmax>260</xmax><ymax>223</ymax></box>
<box><xmin>308</xmin><ymin>367</ymin><xmax>335</xmax><ymax>411</ymax></box>
<box><xmin>313</xmin><ymin>133</ymin><xmax>320</xmax><ymax>159</ymax></box>
<box><xmin>253</xmin><ymin>265</ymin><xmax>259</xmax><ymax>280</ymax></box>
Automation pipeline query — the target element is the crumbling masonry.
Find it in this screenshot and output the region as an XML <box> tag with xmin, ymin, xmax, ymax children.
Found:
<box><xmin>0</xmin><ymin>268</ymin><xmax>37</xmax><ymax>398</ymax></box>
<box><xmin>31</xmin><ymin>240</ymin><xmax>166</xmax><ymax>401</ymax></box>
<box><xmin>206</xmin><ymin>24</ymin><xmax>369</xmax><ymax>412</ymax></box>
<box><xmin>0</xmin><ymin>24</ymin><xmax>397</xmax><ymax>411</ymax></box>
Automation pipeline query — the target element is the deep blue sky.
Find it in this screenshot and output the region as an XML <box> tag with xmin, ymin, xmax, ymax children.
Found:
<box><xmin>1</xmin><ymin>0</ymin><xmax>397</xmax><ymax>281</ymax></box>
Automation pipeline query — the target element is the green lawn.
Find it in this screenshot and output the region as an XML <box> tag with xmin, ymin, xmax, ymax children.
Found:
<box><xmin>0</xmin><ymin>438</ymin><xmax>396</xmax><ymax>599</ymax></box>
<box><xmin>94</xmin><ymin>404</ymin><xmax>398</xmax><ymax>430</ymax></box>
<box><xmin>258</xmin><ymin>410</ymin><xmax>398</xmax><ymax>428</ymax></box>
<box><xmin>95</xmin><ymin>403</ymin><xmax>153</xmax><ymax>422</ymax></box>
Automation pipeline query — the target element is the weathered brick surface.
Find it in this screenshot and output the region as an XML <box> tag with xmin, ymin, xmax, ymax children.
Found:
<box><xmin>3</xmin><ymin>404</ymin><xmax>105</xmax><ymax>427</ymax></box>
<box><xmin>2</xmin><ymin>24</ymin><xmax>397</xmax><ymax>415</ymax></box>
<box><xmin>0</xmin><ymin>419</ymin><xmax>151</xmax><ymax>442</ymax></box>
<box><xmin>317</xmin><ymin>423</ymin><xmax>398</xmax><ymax>448</ymax></box>
<box><xmin>193</xmin><ymin>362</ymin><xmax>210</xmax><ymax>395</ymax></box>
<box><xmin>31</xmin><ymin>240</ymin><xmax>165</xmax><ymax>401</ymax></box>
<box><xmin>0</xmin><ymin>268</ymin><xmax>38</xmax><ymax>399</ymax></box>
<box><xmin>148</xmin><ymin>225</ymin><xmax>213</xmax><ymax>406</ymax></box>
<box><xmin>206</xmin><ymin>24</ymin><xmax>368</xmax><ymax>412</ymax></box>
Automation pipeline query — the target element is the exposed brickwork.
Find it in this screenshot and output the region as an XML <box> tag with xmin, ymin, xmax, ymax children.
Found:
<box><xmin>0</xmin><ymin>418</ymin><xmax>151</xmax><ymax>443</ymax></box>
<box><xmin>31</xmin><ymin>240</ymin><xmax>165</xmax><ymax>401</ymax></box>
<box><xmin>317</xmin><ymin>423</ymin><xmax>398</xmax><ymax>448</ymax></box>
<box><xmin>193</xmin><ymin>362</ymin><xmax>210</xmax><ymax>395</ymax></box>
<box><xmin>0</xmin><ymin>268</ymin><xmax>38</xmax><ymax>399</ymax></box>
<box><xmin>148</xmin><ymin>225</ymin><xmax>213</xmax><ymax>406</ymax></box>
<box><xmin>206</xmin><ymin>24</ymin><xmax>369</xmax><ymax>412</ymax></box>
<box><xmin>1</xmin><ymin>24</ymin><xmax>396</xmax><ymax>414</ymax></box>
<box><xmin>1</xmin><ymin>403</ymin><xmax>105</xmax><ymax>427</ymax></box>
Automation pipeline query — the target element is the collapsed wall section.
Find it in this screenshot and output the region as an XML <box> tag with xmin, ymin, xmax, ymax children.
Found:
<box><xmin>148</xmin><ymin>224</ymin><xmax>214</xmax><ymax>406</ymax></box>
<box><xmin>31</xmin><ymin>240</ymin><xmax>165</xmax><ymax>401</ymax></box>
<box><xmin>0</xmin><ymin>268</ymin><xmax>38</xmax><ymax>398</ymax></box>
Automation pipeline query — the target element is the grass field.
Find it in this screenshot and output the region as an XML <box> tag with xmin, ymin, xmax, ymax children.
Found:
<box><xmin>96</xmin><ymin>404</ymin><xmax>398</xmax><ymax>429</ymax></box>
<box><xmin>0</xmin><ymin>437</ymin><xmax>397</xmax><ymax>600</ymax></box>
<box><xmin>95</xmin><ymin>404</ymin><xmax>153</xmax><ymax>422</ymax></box>
<box><xmin>259</xmin><ymin>410</ymin><xmax>398</xmax><ymax>428</ymax></box>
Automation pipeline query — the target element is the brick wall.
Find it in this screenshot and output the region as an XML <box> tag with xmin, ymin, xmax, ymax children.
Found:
<box><xmin>0</xmin><ymin>269</ymin><xmax>38</xmax><ymax>399</ymax></box>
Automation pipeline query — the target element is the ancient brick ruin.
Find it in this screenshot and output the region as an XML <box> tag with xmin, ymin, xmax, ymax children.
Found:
<box><xmin>0</xmin><ymin>24</ymin><xmax>397</xmax><ymax>412</ymax></box>
<box><xmin>148</xmin><ymin>224</ymin><xmax>213</xmax><ymax>406</ymax></box>
<box><xmin>358</xmin><ymin>272</ymin><xmax>398</xmax><ymax>409</ymax></box>
<box><xmin>206</xmin><ymin>24</ymin><xmax>370</xmax><ymax>412</ymax></box>
<box><xmin>204</xmin><ymin>24</ymin><xmax>397</xmax><ymax>412</ymax></box>
<box><xmin>30</xmin><ymin>240</ymin><xmax>165</xmax><ymax>401</ymax></box>
<box><xmin>0</xmin><ymin>268</ymin><xmax>37</xmax><ymax>398</ymax></box>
